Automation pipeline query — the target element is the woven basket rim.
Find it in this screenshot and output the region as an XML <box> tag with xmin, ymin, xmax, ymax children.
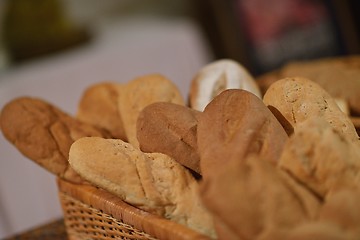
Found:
<box><xmin>57</xmin><ymin>178</ymin><xmax>211</xmax><ymax>240</ymax></box>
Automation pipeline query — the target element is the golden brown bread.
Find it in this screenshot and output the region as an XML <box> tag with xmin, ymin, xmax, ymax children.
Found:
<box><xmin>76</xmin><ymin>82</ymin><xmax>127</xmax><ymax>140</ymax></box>
<box><xmin>277</xmin><ymin>118</ymin><xmax>360</xmax><ymax>239</ymax></box>
<box><xmin>69</xmin><ymin>137</ymin><xmax>216</xmax><ymax>238</ymax></box>
<box><xmin>263</xmin><ymin>77</ymin><xmax>359</xmax><ymax>142</ymax></box>
<box><xmin>319</xmin><ymin>187</ymin><xmax>360</xmax><ymax>238</ymax></box>
<box><xmin>0</xmin><ymin>97</ymin><xmax>111</xmax><ymax>183</ymax></box>
<box><xmin>258</xmin><ymin>187</ymin><xmax>360</xmax><ymax>240</ymax></box>
<box><xmin>137</xmin><ymin>102</ymin><xmax>201</xmax><ymax>174</ymax></box>
<box><xmin>200</xmin><ymin>154</ymin><xmax>321</xmax><ymax>240</ymax></box>
<box><xmin>279</xmin><ymin>117</ymin><xmax>360</xmax><ymax>198</ymax></box>
<box><xmin>257</xmin><ymin>55</ymin><xmax>360</xmax><ymax>115</ymax></box>
<box><xmin>258</xmin><ymin>222</ymin><xmax>351</xmax><ymax>240</ymax></box>
<box><xmin>197</xmin><ymin>89</ymin><xmax>288</xmax><ymax>177</ymax></box>
<box><xmin>118</xmin><ymin>74</ymin><xmax>185</xmax><ymax>148</ymax></box>
<box><xmin>2</xmin><ymin>68</ymin><xmax>359</xmax><ymax>239</ymax></box>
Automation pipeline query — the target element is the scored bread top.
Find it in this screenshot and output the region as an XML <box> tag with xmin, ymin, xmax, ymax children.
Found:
<box><xmin>118</xmin><ymin>74</ymin><xmax>185</xmax><ymax>148</ymax></box>
<box><xmin>69</xmin><ymin>137</ymin><xmax>216</xmax><ymax>238</ymax></box>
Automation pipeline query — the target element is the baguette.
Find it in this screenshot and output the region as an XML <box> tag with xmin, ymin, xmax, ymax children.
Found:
<box><xmin>69</xmin><ymin>137</ymin><xmax>216</xmax><ymax>238</ymax></box>
<box><xmin>0</xmin><ymin>97</ymin><xmax>110</xmax><ymax>183</ymax></box>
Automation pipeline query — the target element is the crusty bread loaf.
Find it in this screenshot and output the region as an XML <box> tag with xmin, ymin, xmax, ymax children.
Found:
<box><xmin>259</xmin><ymin>187</ymin><xmax>360</xmax><ymax>240</ymax></box>
<box><xmin>263</xmin><ymin>77</ymin><xmax>359</xmax><ymax>142</ymax></box>
<box><xmin>0</xmin><ymin>97</ymin><xmax>111</xmax><ymax>183</ymax></box>
<box><xmin>77</xmin><ymin>82</ymin><xmax>127</xmax><ymax>140</ymax></box>
<box><xmin>69</xmin><ymin>137</ymin><xmax>216</xmax><ymax>238</ymax></box>
<box><xmin>258</xmin><ymin>222</ymin><xmax>350</xmax><ymax>240</ymax></box>
<box><xmin>137</xmin><ymin>102</ymin><xmax>201</xmax><ymax>174</ymax></box>
<box><xmin>118</xmin><ymin>74</ymin><xmax>185</xmax><ymax>148</ymax></box>
<box><xmin>318</xmin><ymin>187</ymin><xmax>360</xmax><ymax>238</ymax></box>
<box><xmin>279</xmin><ymin>117</ymin><xmax>360</xmax><ymax>198</ymax></box>
<box><xmin>200</xmin><ymin>154</ymin><xmax>321</xmax><ymax>240</ymax></box>
<box><xmin>189</xmin><ymin>59</ymin><xmax>261</xmax><ymax>111</ymax></box>
<box><xmin>197</xmin><ymin>89</ymin><xmax>288</xmax><ymax>177</ymax></box>
<box><xmin>257</xmin><ymin>55</ymin><xmax>360</xmax><ymax>115</ymax></box>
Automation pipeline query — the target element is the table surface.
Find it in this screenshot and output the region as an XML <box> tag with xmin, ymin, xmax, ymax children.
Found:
<box><xmin>4</xmin><ymin>219</ymin><xmax>67</xmax><ymax>240</ymax></box>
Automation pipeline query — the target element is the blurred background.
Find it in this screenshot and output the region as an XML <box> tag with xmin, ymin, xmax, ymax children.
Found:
<box><xmin>0</xmin><ymin>0</ymin><xmax>359</xmax><ymax>238</ymax></box>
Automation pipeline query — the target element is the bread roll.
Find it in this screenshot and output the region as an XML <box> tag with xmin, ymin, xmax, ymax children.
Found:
<box><xmin>258</xmin><ymin>222</ymin><xmax>350</xmax><ymax>240</ymax></box>
<box><xmin>200</xmin><ymin>154</ymin><xmax>321</xmax><ymax>240</ymax></box>
<box><xmin>197</xmin><ymin>89</ymin><xmax>288</xmax><ymax>176</ymax></box>
<box><xmin>279</xmin><ymin>117</ymin><xmax>360</xmax><ymax>198</ymax></box>
<box><xmin>0</xmin><ymin>97</ymin><xmax>110</xmax><ymax>183</ymax></box>
<box><xmin>319</xmin><ymin>187</ymin><xmax>360</xmax><ymax>237</ymax></box>
<box><xmin>137</xmin><ymin>102</ymin><xmax>201</xmax><ymax>174</ymax></box>
<box><xmin>77</xmin><ymin>82</ymin><xmax>127</xmax><ymax>140</ymax></box>
<box><xmin>257</xmin><ymin>55</ymin><xmax>360</xmax><ymax>115</ymax></box>
<box><xmin>69</xmin><ymin>137</ymin><xmax>215</xmax><ymax>238</ymax></box>
<box><xmin>189</xmin><ymin>59</ymin><xmax>261</xmax><ymax>111</ymax></box>
<box><xmin>118</xmin><ymin>74</ymin><xmax>185</xmax><ymax>148</ymax></box>
<box><xmin>260</xmin><ymin>187</ymin><xmax>360</xmax><ymax>240</ymax></box>
<box><xmin>263</xmin><ymin>77</ymin><xmax>358</xmax><ymax>142</ymax></box>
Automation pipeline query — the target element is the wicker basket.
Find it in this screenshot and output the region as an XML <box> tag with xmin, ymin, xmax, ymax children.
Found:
<box><xmin>57</xmin><ymin>178</ymin><xmax>212</xmax><ymax>240</ymax></box>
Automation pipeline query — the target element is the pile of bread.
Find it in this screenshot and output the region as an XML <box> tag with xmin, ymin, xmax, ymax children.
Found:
<box><xmin>1</xmin><ymin>56</ymin><xmax>360</xmax><ymax>240</ymax></box>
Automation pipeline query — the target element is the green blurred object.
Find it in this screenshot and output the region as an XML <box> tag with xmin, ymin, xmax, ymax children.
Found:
<box><xmin>3</xmin><ymin>0</ymin><xmax>91</xmax><ymax>63</ymax></box>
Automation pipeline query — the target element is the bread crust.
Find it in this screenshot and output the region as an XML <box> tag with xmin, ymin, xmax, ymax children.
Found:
<box><xmin>77</xmin><ymin>82</ymin><xmax>127</xmax><ymax>140</ymax></box>
<box><xmin>69</xmin><ymin>137</ymin><xmax>216</xmax><ymax>238</ymax></box>
<box><xmin>200</xmin><ymin>154</ymin><xmax>321</xmax><ymax>240</ymax></box>
<box><xmin>279</xmin><ymin>118</ymin><xmax>360</xmax><ymax>198</ymax></box>
<box><xmin>197</xmin><ymin>89</ymin><xmax>288</xmax><ymax>177</ymax></box>
<box><xmin>263</xmin><ymin>77</ymin><xmax>359</xmax><ymax>142</ymax></box>
<box><xmin>257</xmin><ymin>56</ymin><xmax>360</xmax><ymax>115</ymax></box>
<box><xmin>137</xmin><ymin>102</ymin><xmax>201</xmax><ymax>173</ymax></box>
<box><xmin>0</xmin><ymin>97</ymin><xmax>110</xmax><ymax>183</ymax></box>
<box><xmin>118</xmin><ymin>74</ymin><xmax>185</xmax><ymax>148</ymax></box>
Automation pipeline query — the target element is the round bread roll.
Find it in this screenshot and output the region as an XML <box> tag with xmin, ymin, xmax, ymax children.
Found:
<box><xmin>257</xmin><ymin>55</ymin><xmax>360</xmax><ymax>115</ymax></box>
<box><xmin>263</xmin><ymin>77</ymin><xmax>359</xmax><ymax>142</ymax></box>
<box><xmin>189</xmin><ymin>59</ymin><xmax>261</xmax><ymax>111</ymax></box>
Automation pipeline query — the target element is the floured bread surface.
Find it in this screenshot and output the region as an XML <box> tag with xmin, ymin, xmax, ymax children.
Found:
<box><xmin>282</xmin><ymin>56</ymin><xmax>360</xmax><ymax>115</ymax></box>
<box><xmin>137</xmin><ymin>102</ymin><xmax>201</xmax><ymax>173</ymax></box>
<box><xmin>279</xmin><ymin>118</ymin><xmax>360</xmax><ymax>198</ymax></box>
<box><xmin>77</xmin><ymin>82</ymin><xmax>127</xmax><ymax>140</ymax></box>
<box><xmin>256</xmin><ymin>55</ymin><xmax>360</xmax><ymax>115</ymax></box>
<box><xmin>118</xmin><ymin>74</ymin><xmax>185</xmax><ymax>148</ymax></box>
<box><xmin>69</xmin><ymin>137</ymin><xmax>216</xmax><ymax>238</ymax></box>
<box><xmin>263</xmin><ymin>77</ymin><xmax>358</xmax><ymax>142</ymax></box>
<box><xmin>0</xmin><ymin>97</ymin><xmax>110</xmax><ymax>183</ymax></box>
<box><xmin>189</xmin><ymin>59</ymin><xmax>261</xmax><ymax>111</ymax></box>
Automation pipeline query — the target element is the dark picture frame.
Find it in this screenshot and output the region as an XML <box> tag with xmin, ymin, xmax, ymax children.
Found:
<box><xmin>194</xmin><ymin>0</ymin><xmax>360</xmax><ymax>75</ymax></box>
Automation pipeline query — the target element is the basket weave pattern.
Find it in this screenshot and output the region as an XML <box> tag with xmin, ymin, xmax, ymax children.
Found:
<box><xmin>60</xmin><ymin>192</ymin><xmax>157</xmax><ymax>240</ymax></box>
<box><xmin>57</xmin><ymin>179</ymin><xmax>211</xmax><ymax>240</ymax></box>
